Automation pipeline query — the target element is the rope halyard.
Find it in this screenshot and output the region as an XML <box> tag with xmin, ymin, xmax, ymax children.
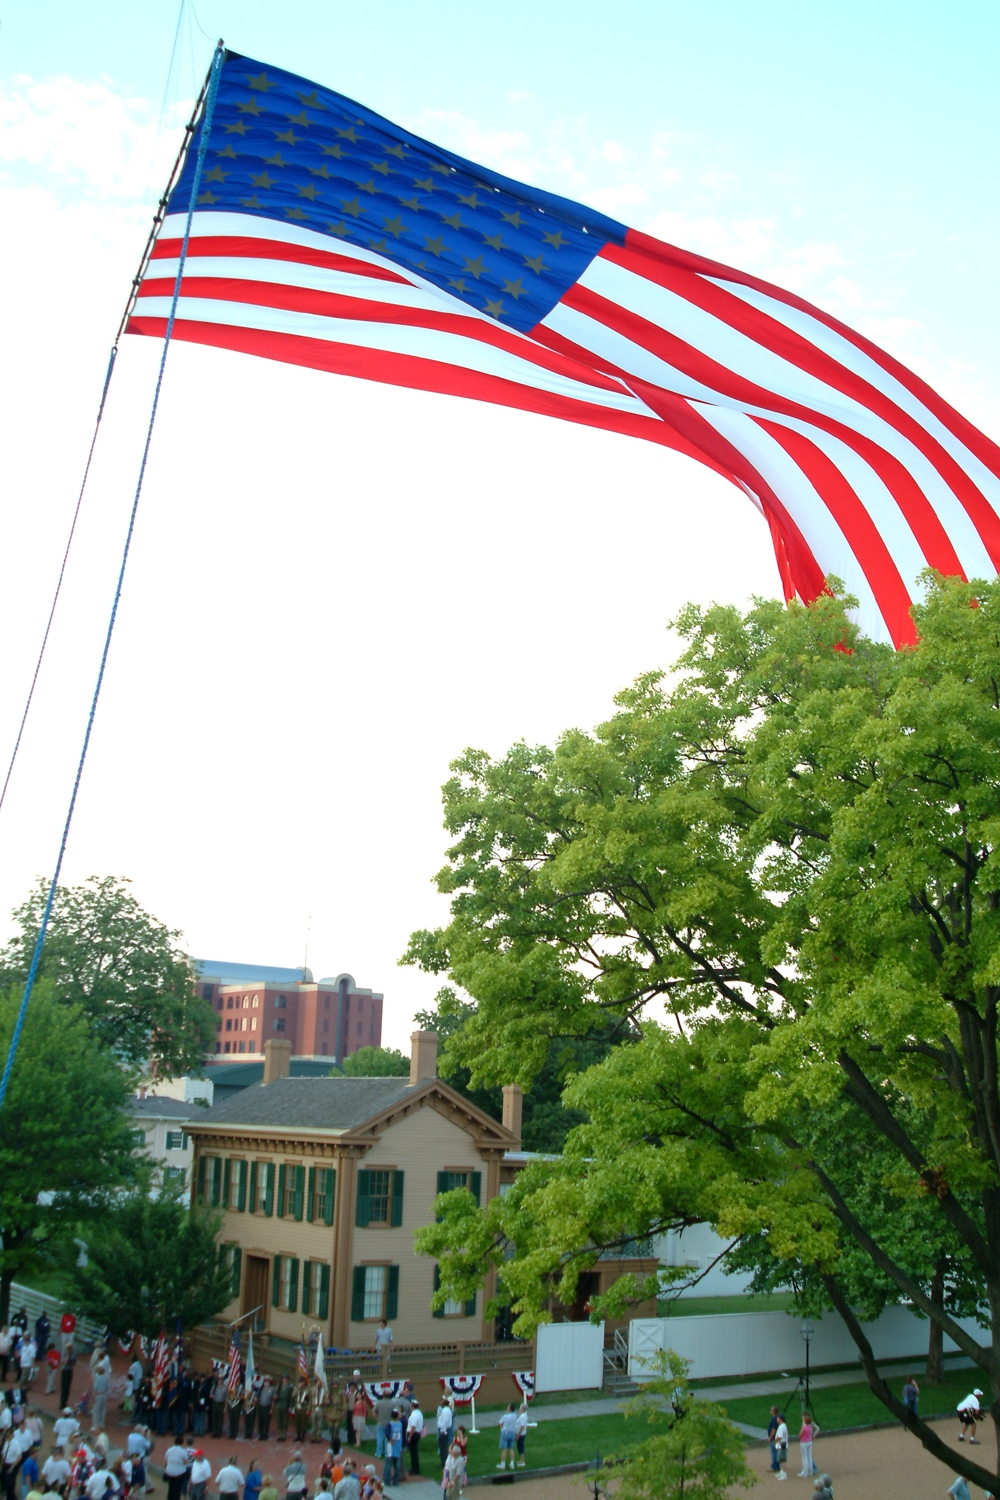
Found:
<box><xmin>0</xmin><ymin>41</ymin><xmax>226</xmax><ymax>1111</ymax></box>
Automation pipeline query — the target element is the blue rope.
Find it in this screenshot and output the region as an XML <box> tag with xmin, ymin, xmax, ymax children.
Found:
<box><xmin>0</xmin><ymin>42</ymin><xmax>226</xmax><ymax>1112</ymax></box>
<box><xmin>0</xmin><ymin>344</ymin><xmax>119</xmax><ymax>821</ymax></box>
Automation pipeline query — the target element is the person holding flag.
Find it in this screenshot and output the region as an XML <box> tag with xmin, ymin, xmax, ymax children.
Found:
<box><xmin>225</xmin><ymin>1331</ymin><xmax>243</xmax><ymax>1442</ymax></box>
<box><xmin>310</xmin><ymin>1331</ymin><xmax>328</xmax><ymax>1446</ymax></box>
<box><xmin>243</xmin><ymin>1333</ymin><xmax>258</xmax><ymax>1441</ymax></box>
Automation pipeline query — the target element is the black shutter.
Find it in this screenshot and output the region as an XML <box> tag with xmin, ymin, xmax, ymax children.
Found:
<box><xmin>390</xmin><ymin>1170</ymin><xmax>404</xmax><ymax>1227</ymax></box>
<box><xmin>249</xmin><ymin>1160</ymin><xmax>258</xmax><ymax>1214</ymax></box>
<box><xmin>222</xmin><ymin>1158</ymin><xmax>232</xmax><ymax>1208</ymax></box>
<box><xmin>302</xmin><ymin>1260</ymin><xmax>311</xmax><ymax>1316</ymax></box>
<box><xmin>264</xmin><ymin>1162</ymin><xmax>274</xmax><ymax>1216</ymax></box>
<box><xmin>294</xmin><ymin>1164</ymin><xmax>305</xmax><ymax>1221</ymax></box>
<box><xmin>211</xmin><ymin>1156</ymin><xmax>222</xmax><ymax>1207</ymax></box>
<box><xmin>470</xmin><ymin>1171</ymin><xmax>482</xmax><ymax>1205</ymax></box>
<box><xmin>356</xmin><ymin>1169</ymin><xmax>371</xmax><ymax>1227</ymax></box>
<box><xmin>272</xmin><ymin>1255</ymin><xmax>281</xmax><ymax>1307</ymax></box>
<box><xmin>306</xmin><ymin>1166</ymin><xmax>316</xmax><ymax>1223</ymax></box>
<box><xmin>432</xmin><ymin>1265</ymin><xmax>444</xmax><ymax>1319</ymax></box>
<box><xmin>237</xmin><ymin>1159</ymin><xmax>248</xmax><ymax>1212</ymax></box>
<box><xmin>319</xmin><ymin>1263</ymin><xmax>330</xmax><ymax>1319</ymax></box>
<box><xmin>386</xmin><ymin>1264</ymin><xmax>399</xmax><ymax>1320</ymax></box>
<box><xmin>277</xmin><ymin>1163</ymin><xmax>287</xmax><ymax>1219</ymax></box>
<box><xmin>197</xmin><ymin>1154</ymin><xmax>206</xmax><ymax>1202</ymax></box>
<box><xmin>351</xmin><ymin>1266</ymin><xmax>365</xmax><ymax>1322</ymax></box>
<box><xmin>230</xmin><ymin>1245</ymin><xmax>242</xmax><ymax>1298</ymax></box>
<box><xmin>437</xmin><ymin>1171</ymin><xmax>449</xmax><ymax>1195</ymax></box>
<box><xmin>464</xmin><ymin>1291</ymin><xmax>477</xmax><ymax>1318</ymax></box>
<box><xmin>288</xmin><ymin>1257</ymin><xmax>299</xmax><ymax>1313</ymax></box>
<box><xmin>325</xmin><ymin>1169</ymin><xmax>336</xmax><ymax>1228</ymax></box>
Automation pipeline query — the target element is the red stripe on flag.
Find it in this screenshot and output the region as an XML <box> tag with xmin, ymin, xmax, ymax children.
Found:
<box><xmin>151</xmin><ymin>235</ymin><xmax>409</xmax><ymax>285</ymax></box>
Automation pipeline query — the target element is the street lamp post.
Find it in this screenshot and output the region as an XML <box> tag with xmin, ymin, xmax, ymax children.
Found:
<box><xmin>800</xmin><ymin>1320</ymin><xmax>814</xmax><ymax>1413</ymax></box>
<box><xmin>588</xmin><ymin>1450</ymin><xmax>607</xmax><ymax>1500</ymax></box>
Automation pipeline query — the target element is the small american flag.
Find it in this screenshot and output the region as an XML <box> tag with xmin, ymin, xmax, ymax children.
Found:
<box><xmin>226</xmin><ymin>1330</ymin><xmax>242</xmax><ymax>1397</ymax></box>
<box><xmin>151</xmin><ymin>1332</ymin><xmax>169</xmax><ymax>1404</ymax></box>
<box><xmin>297</xmin><ymin>1336</ymin><xmax>309</xmax><ymax>1381</ymax></box>
<box><xmin>127</xmin><ymin>50</ymin><xmax>1000</xmax><ymax>649</ymax></box>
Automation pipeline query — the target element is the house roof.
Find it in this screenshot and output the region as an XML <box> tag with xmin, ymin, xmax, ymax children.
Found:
<box><xmin>193</xmin><ymin>958</ymin><xmax>312</xmax><ymax>983</ymax></box>
<box><xmin>130</xmin><ymin>1095</ymin><xmax>198</xmax><ymax>1120</ymax></box>
<box><xmin>188</xmin><ymin>1075</ymin><xmax>419</xmax><ymax>1133</ymax></box>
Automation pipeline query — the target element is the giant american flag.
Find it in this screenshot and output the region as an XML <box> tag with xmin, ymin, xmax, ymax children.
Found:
<box><xmin>126</xmin><ymin>50</ymin><xmax>1000</xmax><ymax>648</ymax></box>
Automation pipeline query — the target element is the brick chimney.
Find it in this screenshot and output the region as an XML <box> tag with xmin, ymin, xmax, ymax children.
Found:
<box><xmin>502</xmin><ymin>1084</ymin><xmax>523</xmax><ymax>1146</ymax></box>
<box><xmin>263</xmin><ymin>1038</ymin><xmax>292</xmax><ymax>1084</ymax></box>
<box><xmin>409</xmin><ymin>1030</ymin><xmax>439</xmax><ymax>1085</ymax></box>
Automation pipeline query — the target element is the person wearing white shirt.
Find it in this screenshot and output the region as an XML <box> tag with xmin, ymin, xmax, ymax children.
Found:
<box><xmin>127</xmin><ymin>1430</ymin><xmax>151</xmax><ymax>1459</ymax></box>
<box><xmin>164</xmin><ymin>1442</ymin><xmax>189</xmax><ymax>1500</ymax></box>
<box><xmin>54</xmin><ymin>1412</ymin><xmax>79</xmax><ymax>1450</ymax></box>
<box><xmin>42</xmin><ymin>1452</ymin><xmax>71</xmax><ymax>1490</ymax></box>
<box><xmin>0</xmin><ymin>1407</ymin><xmax>10</xmax><ymax>1434</ymax></box>
<box><xmin>514</xmin><ymin>1406</ymin><xmax>528</xmax><ymax>1468</ymax></box>
<box><xmin>85</xmin><ymin>1468</ymin><xmax>112</xmax><ymax>1500</ymax></box>
<box><xmin>774</xmin><ymin>1418</ymin><xmax>789</xmax><ymax>1479</ymax></box>
<box><xmin>958</xmin><ymin>1389</ymin><xmax>984</xmax><ymax>1444</ymax></box>
<box><xmin>435</xmin><ymin>1400</ymin><xmax>453</xmax><ymax>1470</ymax></box>
<box><xmin>128</xmin><ymin>1359</ymin><xmax>144</xmax><ymax>1396</ymax></box>
<box><xmin>189</xmin><ymin>1453</ymin><xmax>212</xmax><ymax>1500</ymax></box>
<box><xmin>405</xmin><ymin>1404</ymin><xmax>424</xmax><ymax>1476</ymax></box>
<box><xmin>216</xmin><ymin>1460</ymin><xmax>244</xmax><ymax>1497</ymax></box>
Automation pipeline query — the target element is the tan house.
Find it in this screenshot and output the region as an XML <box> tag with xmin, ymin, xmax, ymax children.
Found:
<box><xmin>185</xmin><ymin>1032</ymin><xmax>523</xmax><ymax>1346</ymax></box>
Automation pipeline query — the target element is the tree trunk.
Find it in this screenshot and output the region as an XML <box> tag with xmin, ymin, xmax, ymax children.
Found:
<box><xmin>926</xmin><ymin>1255</ymin><xmax>946</xmax><ymax>1385</ymax></box>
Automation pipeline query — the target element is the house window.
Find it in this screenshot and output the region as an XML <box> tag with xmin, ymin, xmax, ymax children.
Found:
<box><xmin>227</xmin><ymin>997</ymin><xmax>234</xmax><ymax>1009</ymax></box>
<box><xmin>215</xmin><ymin>1043</ymin><xmax>221</xmax><ymax>1053</ymax></box>
<box><xmin>131</xmin><ymin>1128</ymin><xmax>146</xmax><ymax>1147</ymax></box>
<box><xmin>253</xmin><ymin>996</ymin><xmax>259</xmax><ymax>1008</ymax></box>
<box><xmin>284</xmin><ymin>1164</ymin><xmax>306</xmax><ymax>1218</ymax></box>
<box><xmin>251</xmin><ymin>1017</ymin><xmax>257</xmax><ymax>1030</ymax></box>
<box><xmin>165</xmin><ymin>1131</ymin><xmax>188</xmax><ymax>1151</ymax></box>
<box><xmin>321</xmin><ymin>1043</ymin><xmax>327</xmax><ymax>1055</ymax></box>
<box><xmin>274</xmin><ymin>1018</ymin><xmax>285</xmax><ymax>1032</ymax></box>
<box><xmin>224</xmin><ymin>1042</ymin><xmax>231</xmax><ymax>1052</ymax></box>
<box><xmin>202</xmin><ymin>984</ymin><xmax>213</xmax><ymax>1000</ymax></box>
<box><xmin>225</xmin><ymin>1019</ymin><xmax>232</xmax><ymax>1032</ymax></box>
<box><xmin>368</xmin><ymin>1169</ymin><xmax>391</xmax><ymax>1223</ymax></box>
<box><xmin>361</xmin><ymin>1264</ymin><xmax>386</xmax><ymax>1318</ymax></box>
<box><xmin>355</xmin><ymin>1168</ymin><xmax>403</xmax><ymax>1227</ymax></box>
<box><xmin>322</xmin><ymin>1019</ymin><xmax>328</xmax><ymax>1034</ymax></box>
<box><xmin>303</xmin><ymin>1259</ymin><xmax>330</xmax><ymax>1318</ymax></box>
<box><xmin>275</xmin><ymin>1254</ymin><xmax>299</xmax><ymax>1311</ymax></box>
<box><xmin>242</xmin><ymin>1017</ymin><xmax>248</xmax><ymax>1031</ymax></box>
<box><xmin>352</xmin><ymin>1264</ymin><xmax>398</xmax><ymax>1321</ymax></box>
<box><xmin>163</xmin><ymin>1165</ymin><xmax>186</xmax><ymax>1184</ymax></box>
<box><xmin>275</xmin><ymin>995</ymin><xmax>287</xmax><ymax>1009</ymax></box>
<box><xmin>249</xmin><ymin>1041</ymin><xmax>256</xmax><ymax>1052</ymax></box>
<box><xmin>313</xmin><ymin>1167</ymin><xmax>335</xmax><ymax>1224</ymax></box>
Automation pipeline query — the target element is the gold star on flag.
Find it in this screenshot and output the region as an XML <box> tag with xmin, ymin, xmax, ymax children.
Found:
<box><xmin>432</xmin><ymin>163</ymin><xmax>451</xmax><ymax>175</ymax></box>
<box><xmin>398</xmin><ymin>195</ymin><xmax>421</xmax><ymax>212</ymax></box>
<box><xmin>502</xmin><ymin>277</ymin><xmax>525</xmax><ymax>299</ymax></box>
<box><xmin>215</xmin><ymin>144</ymin><xmax>237</xmax><ymax>159</ymax></box>
<box><xmin>285</xmin><ymin>207</ymin><xmax>308</xmax><ymax>219</ymax></box>
<box><xmin>424</xmin><ymin>235</ymin><xmax>445</xmax><ymax>256</ymax></box>
<box><xmin>370</xmin><ymin>160</ymin><xmax>391</xmax><ymax>176</ymax></box>
<box><xmin>448</xmin><ymin>277</ymin><xmax>467</xmax><ymax>292</ymax></box>
<box><xmin>265</xmin><ymin>152</ymin><xmax>286</xmax><ymax>167</ymax></box>
<box><xmin>457</xmin><ymin>191</ymin><xmax>479</xmax><ymax>208</ymax></box>
<box><xmin>203</xmin><ymin>165</ymin><xmax>228</xmax><ymax>183</ymax></box>
<box><xmin>369</xmin><ymin>237</ymin><xmax>387</xmax><ymax>252</ymax></box>
<box><xmin>383</xmin><ymin>215</ymin><xmax>405</xmax><ymax>238</ymax></box>
<box><xmin>483</xmin><ymin>231</ymin><xmax>506</xmax><ymax>251</ymax></box>
<box><xmin>359</xmin><ymin>178</ymin><xmax>377</xmax><ymax>194</ymax></box>
<box><xmin>197</xmin><ymin>190</ymin><xmax>218</xmax><ymax>205</ymax></box>
<box><xmin>297</xmin><ymin>183</ymin><xmax>320</xmax><ymax>200</ymax></box>
<box><xmin>287</xmin><ymin>110</ymin><xmax>311</xmax><ymax>127</ymax></box>
<box><xmin>223</xmin><ymin>121</ymin><xmax>247</xmax><ymax>136</ymax></box>
<box><xmin>297</xmin><ymin>90</ymin><xmax>323</xmax><ymax>108</ymax></box>
<box><xmin>321</xmin><ymin>143</ymin><xmax>345</xmax><ymax>158</ymax></box>
<box><xmin>237</xmin><ymin>97</ymin><xmax>261</xmax><ymax>116</ymax></box>
<box><xmin>311</xmin><ymin>165</ymin><xmax>332</xmax><ymax>179</ymax></box>
<box><xmin>414</xmin><ymin>176</ymin><xmax>434</xmax><ymax>191</ymax></box>
<box><xmin>462</xmin><ymin>255</ymin><xmax>486</xmax><ymax>279</ymax></box>
<box><xmin>241</xmin><ymin>195</ymin><xmax>262</xmax><ymax>208</ymax></box>
<box><xmin>246</xmin><ymin>72</ymin><xmax>274</xmax><ymax>91</ymax></box>
<box><xmin>327</xmin><ymin>221</ymin><xmax>348</xmax><ymax>235</ymax></box>
<box><xmin>523</xmin><ymin>253</ymin><xmax>547</xmax><ymax>275</ymax></box>
<box><xmin>543</xmin><ymin>230</ymin><xmax>567</xmax><ymax>249</ymax></box>
<box><xmin>441</xmin><ymin>210</ymin><xmax>463</xmax><ymax>229</ymax></box>
<box><xmin>385</xmin><ymin>143</ymin><xmax>405</xmax><ymax>159</ymax></box>
<box><xmin>336</xmin><ymin>126</ymin><xmax>361</xmax><ymax>142</ymax></box>
<box><xmin>484</xmin><ymin>297</ymin><xmax>505</xmax><ymax>318</ymax></box>
<box><xmin>275</xmin><ymin>129</ymin><xmax>299</xmax><ymax>146</ymax></box>
<box><xmin>251</xmin><ymin>171</ymin><xmax>276</xmax><ymax>189</ymax></box>
<box><xmin>501</xmin><ymin>209</ymin><xmax>524</xmax><ymax>227</ymax></box>
<box><xmin>342</xmin><ymin>198</ymin><xmax>362</xmax><ymax>217</ymax></box>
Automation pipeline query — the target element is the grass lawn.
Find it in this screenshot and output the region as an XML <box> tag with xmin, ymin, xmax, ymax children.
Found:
<box><xmin>718</xmin><ymin>1367</ymin><xmax>988</xmax><ymax>1433</ymax></box>
<box><xmin>354</xmin><ymin>1410</ymin><xmax>669</xmax><ymax>1478</ymax></box>
<box><xmin>658</xmin><ymin>1293</ymin><xmax>798</xmax><ymax>1318</ymax></box>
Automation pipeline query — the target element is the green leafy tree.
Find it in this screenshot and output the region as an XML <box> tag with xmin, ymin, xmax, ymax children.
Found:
<box><xmin>616</xmin><ymin>1351</ymin><xmax>755</xmax><ymax>1500</ymax></box>
<box><xmin>336</xmin><ymin>1046</ymin><xmax>411</xmax><ymax>1076</ymax></box>
<box><xmin>67</xmin><ymin>1184</ymin><xmax>234</xmax><ymax>1338</ymax></box>
<box><xmin>0</xmin><ymin>876</ymin><xmax>215</xmax><ymax>1076</ymax></box>
<box><xmin>409</xmin><ymin>576</ymin><xmax>1000</xmax><ymax>1492</ymax></box>
<box><xmin>0</xmin><ymin>985</ymin><xmax>138</xmax><ymax>1322</ymax></box>
<box><xmin>413</xmin><ymin>988</ymin><xmax>631</xmax><ymax>1153</ymax></box>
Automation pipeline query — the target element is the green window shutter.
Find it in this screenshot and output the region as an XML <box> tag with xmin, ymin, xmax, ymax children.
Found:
<box><xmin>464</xmin><ymin>1291</ymin><xmax>477</xmax><ymax>1318</ymax></box>
<box><xmin>302</xmin><ymin>1260</ymin><xmax>311</xmax><ymax>1316</ymax></box>
<box><xmin>222</xmin><ymin>1158</ymin><xmax>232</xmax><ymax>1208</ymax></box>
<box><xmin>436</xmin><ymin>1171</ymin><xmax>449</xmax><ymax>1195</ymax></box>
<box><xmin>272</xmin><ymin>1254</ymin><xmax>282</xmax><ymax>1308</ymax></box>
<box><xmin>470</xmin><ymin>1171</ymin><xmax>482</xmax><ymax>1205</ymax></box>
<box><xmin>197</xmin><ymin>1154</ymin><xmax>206</xmax><ymax>1202</ymax></box>
<box><xmin>325</xmin><ymin>1169</ymin><xmax>336</xmax><ymax>1228</ymax></box>
<box><xmin>355</xmin><ymin>1169</ymin><xmax>371</xmax><ymax>1227</ymax></box>
<box><xmin>277</xmin><ymin>1163</ymin><xmax>287</xmax><ymax>1219</ymax></box>
<box><xmin>390</xmin><ymin>1169</ymin><xmax>404</xmax><ymax>1227</ymax></box>
<box><xmin>264</xmin><ymin>1162</ymin><xmax>275</xmax><ymax>1217</ymax></box>
<box><xmin>288</xmin><ymin>1256</ymin><xmax>299</xmax><ymax>1313</ymax></box>
<box><xmin>386</xmin><ymin>1264</ymin><xmax>399</xmax><ymax>1320</ymax></box>
<box><xmin>319</xmin><ymin>1263</ymin><xmax>330</xmax><ymax>1320</ymax></box>
<box><xmin>249</xmin><ymin>1160</ymin><xmax>258</xmax><ymax>1214</ymax></box>
<box><xmin>294</xmin><ymin>1164</ymin><xmax>305</xmax><ymax>1221</ymax></box>
<box><xmin>211</xmin><ymin>1156</ymin><xmax>222</xmax><ymax>1207</ymax></box>
<box><xmin>351</xmin><ymin>1266</ymin><xmax>365</xmax><ymax>1322</ymax></box>
<box><xmin>306</xmin><ymin>1166</ymin><xmax>316</xmax><ymax>1223</ymax></box>
<box><xmin>230</xmin><ymin>1245</ymin><xmax>242</xmax><ymax>1298</ymax></box>
<box><xmin>237</xmin><ymin>1159</ymin><xmax>248</xmax><ymax>1212</ymax></box>
<box><xmin>432</xmin><ymin>1264</ymin><xmax>444</xmax><ymax>1319</ymax></box>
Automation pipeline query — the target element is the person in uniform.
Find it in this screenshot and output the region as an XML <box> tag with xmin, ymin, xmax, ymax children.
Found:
<box><xmin>257</xmin><ymin>1377</ymin><xmax>275</xmax><ymax>1443</ymax></box>
<box><xmin>310</xmin><ymin>1383</ymin><xmax>326</xmax><ymax>1444</ymax></box>
<box><xmin>274</xmin><ymin>1377</ymin><xmax>293</xmax><ymax>1443</ymax></box>
<box><xmin>324</xmin><ymin>1385</ymin><xmax>345</xmax><ymax>1454</ymax></box>
<box><xmin>293</xmin><ymin>1380</ymin><xmax>311</xmax><ymax>1444</ymax></box>
<box><xmin>243</xmin><ymin>1380</ymin><xmax>259</xmax><ymax>1441</ymax></box>
<box><xmin>227</xmin><ymin>1382</ymin><xmax>243</xmax><ymax>1441</ymax></box>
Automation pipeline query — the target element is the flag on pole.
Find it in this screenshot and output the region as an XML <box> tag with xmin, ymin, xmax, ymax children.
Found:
<box><xmin>127</xmin><ymin>51</ymin><xmax>1000</xmax><ymax>649</ymax></box>
<box><xmin>297</xmin><ymin>1333</ymin><xmax>309</xmax><ymax>1381</ymax></box>
<box><xmin>151</xmin><ymin>1331</ymin><xmax>169</xmax><ymax>1405</ymax></box>
<box><xmin>313</xmin><ymin>1331</ymin><xmax>327</xmax><ymax>1396</ymax></box>
<box><xmin>226</xmin><ymin>1329</ymin><xmax>242</xmax><ymax>1397</ymax></box>
<box><xmin>244</xmin><ymin>1331</ymin><xmax>255</xmax><ymax>1396</ymax></box>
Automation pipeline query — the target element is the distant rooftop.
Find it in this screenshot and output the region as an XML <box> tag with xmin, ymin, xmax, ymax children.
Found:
<box><xmin>193</xmin><ymin>959</ymin><xmax>313</xmax><ymax>984</ymax></box>
<box><xmin>191</xmin><ymin>1075</ymin><xmax>419</xmax><ymax>1132</ymax></box>
<box><xmin>130</xmin><ymin>1095</ymin><xmax>200</xmax><ymax>1119</ymax></box>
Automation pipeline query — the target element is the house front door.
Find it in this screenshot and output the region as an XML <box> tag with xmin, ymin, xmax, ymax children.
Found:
<box><xmin>243</xmin><ymin>1255</ymin><xmax>271</xmax><ymax>1331</ymax></box>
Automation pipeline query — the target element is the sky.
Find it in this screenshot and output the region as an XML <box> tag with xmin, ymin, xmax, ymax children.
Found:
<box><xmin>0</xmin><ymin>1</ymin><xmax>998</xmax><ymax>1050</ymax></box>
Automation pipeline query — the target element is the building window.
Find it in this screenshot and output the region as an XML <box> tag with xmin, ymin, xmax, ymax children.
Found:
<box><xmin>433</xmin><ymin>1264</ymin><xmax>476</xmax><ymax>1318</ymax></box>
<box><xmin>324</xmin><ymin>994</ymin><xmax>330</xmax><ymax>1009</ymax></box>
<box><xmin>321</xmin><ymin>1042</ymin><xmax>327</xmax><ymax>1055</ymax></box>
<box><xmin>225</xmin><ymin>1019</ymin><xmax>232</xmax><ymax>1032</ymax></box>
<box><xmin>277</xmin><ymin>1254</ymin><xmax>299</xmax><ymax>1311</ymax></box>
<box><xmin>216</xmin><ymin>1021</ymin><xmax>222</xmax><ymax>1033</ymax></box>
<box><xmin>275</xmin><ymin>995</ymin><xmax>287</xmax><ymax>1009</ymax></box>
<box><xmin>238</xmin><ymin>1041</ymin><xmax>246</xmax><ymax>1053</ymax></box>
<box><xmin>355</xmin><ymin>1168</ymin><xmax>403</xmax><ymax>1227</ymax></box>
<box><xmin>249</xmin><ymin>1041</ymin><xmax>256</xmax><ymax>1052</ymax></box>
<box><xmin>437</xmin><ymin>1171</ymin><xmax>482</xmax><ymax>1203</ymax></box>
<box><xmin>227</xmin><ymin>997</ymin><xmax>234</xmax><ymax>1010</ymax></box>
<box><xmin>217</xmin><ymin>998</ymin><xmax>224</xmax><ymax>1011</ymax></box>
<box><xmin>165</xmin><ymin>1131</ymin><xmax>188</xmax><ymax>1151</ymax></box>
<box><xmin>312</xmin><ymin>1167</ymin><xmax>335</xmax><ymax>1224</ymax></box>
<box><xmin>202</xmin><ymin>984</ymin><xmax>213</xmax><ymax>1000</ymax></box>
<box><xmin>163</xmin><ymin>1165</ymin><xmax>186</xmax><ymax>1184</ymax></box>
<box><xmin>243</xmin><ymin>996</ymin><xmax>249</xmax><ymax>1008</ymax></box>
<box><xmin>274</xmin><ymin>1018</ymin><xmax>285</xmax><ymax>1032</ymax></box>
<box><xmin>251</xmin><ymin>1017</ymin><xmax>257</xmax><ymax>1030</ymax></box>
<box><xmin>303</xmin><ymin>1259</ymin><xmax>330</xmax><ymax>1318</ymax></box>
<box><xmin>322</xmin><ymin>1019</ymin><xmax>328</xmax><ymax>1034</ymax></box>
<box><xmin>284</xmin><ymin>1164</ymin><xmax>306</xmax><ymax>1218</ymax></box>
<box><xmin>215</xmin><ymin>1043</ymin><xmax>221</xmax><ymax>1053</ymax></box>
<box><xmin>224</xmin><ymin>1042</ymin><xmax>231</xmax><ymax>1053</ymax></box>
<box><xmin>242</xmin><ymin>1017</ymin><xmax>248</xmax><ymax>1031</ymax></box>
<box><xmin>131</xmin><ymin>1128</ymin><xmax>146</xmax><ymax>1147</ymax></box>
<box><xmin>253</xmin><ymin>996</ymin><xmax>259</xmax><ymax>1008</ymax></box>
<box><xmin>352</xmin><ymin>1264</ymin><xmax>398</xmax><ymax>1321</ymax></box>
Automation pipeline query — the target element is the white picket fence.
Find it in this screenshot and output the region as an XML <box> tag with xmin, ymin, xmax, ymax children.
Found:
<box><xmin>536</xmin><ymin>1320</ymin><xmax>605</xmax><ymax>1392</ymax></box>
<box><xmin>7</xmin><ymin>1283</ymin><xmax>103</xmax><ymax>1346</ymax></box>
<box><xmin>628</xmin><ymin>1305</ymin><xmax>984</xmax><ymax>1382</ymax></box>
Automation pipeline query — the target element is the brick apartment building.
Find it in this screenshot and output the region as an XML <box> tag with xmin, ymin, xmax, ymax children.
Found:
<box><xmin>195</xmin><ymin>960</ymin><xmax>383</xmax><ymax>1065</ymax></box>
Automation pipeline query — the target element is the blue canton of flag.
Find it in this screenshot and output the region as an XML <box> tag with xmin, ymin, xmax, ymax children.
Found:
<box><xmin>167</xmin><ymin>51</ymin><xmax>625</xmax><ymax>333</ymax></box>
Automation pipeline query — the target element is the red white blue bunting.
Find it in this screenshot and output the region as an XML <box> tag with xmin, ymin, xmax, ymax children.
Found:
<box><xmin>512</xmin><ymin>1372</ymin><xmax>535</xmax><ymax>1400</ymax></box>
<box><xmin>441</xmin><ymin>1375</ymin><xmax>483</xmax><ymax>1404</ymax></box>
